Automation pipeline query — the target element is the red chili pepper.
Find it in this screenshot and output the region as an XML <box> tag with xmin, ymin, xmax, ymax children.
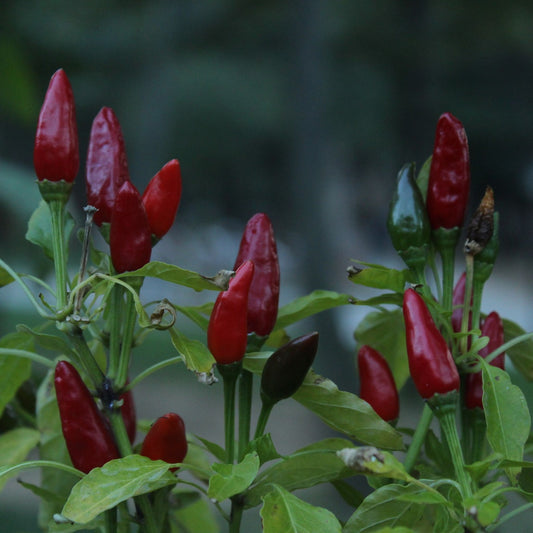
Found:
<box><xmin>120</xmin><ymin>388</ymin><xmax>136</xmax><ymax>444</ymax></box>
<box><xmin>234</xmin><ymin>213</ymin><xmax>280</xmax><ymax>337</ymax></box>
<box><xmin>54</xmin><ymin>361</ymin><xmax>119</xmax><ymax>473</ymax></box>
<box><xmin>141</xmin><ymin>159</ymin><xmax>182</xmax><ymax>240</ymax></box>
<box><xmin>403</xmin><ymin>288</ymin><xmax>460</xmax><ymax>400</ymax></box>
<box><xmin>140</xmin><ymin>412</ymin><xmax>188</xmax><ymax>471</ymax></box>
<box><xmin>34</xmin><ymin>69</ymin><xmax>79</xmax><ymax>183</ymax></box>
<box><xmin>207</xmin><ymin>261</ymin><xmax>254</xmax><ymax>365</ymax></box>
<box><xmin>86</xmin><ymin>107</ymin><xmax>130</xmax><ymax>226</ymax></box>
<box><xmin>110</xmin><ymin>181</ymin><xmax>152</xmax><ymax>273</ymax></box>
<box><xmin>465</xmin><ymin>311</ymin><xmax>505</xmax><ymax>410</ymax></box>
<box><xmin>426</xmin><ymin>113</ymin><xmax>470</xmax><ymax>230</ymax></box>
<box><xmin>357</xmin><ymin>345</ymin><xmax>399</xmax><ymax>422</ymax></box>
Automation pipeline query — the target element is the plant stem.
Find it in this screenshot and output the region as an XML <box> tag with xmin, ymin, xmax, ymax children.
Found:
<box><xmin>460</xmin><ymin>253</ymin><xmax>475</xmax><ymax>356</ymax></box>
<box><xmin>218</xmin><ymin>362</ymin><xmax>242</xmax><ymax>464</ymax></box>
<box><xmin>104</xmin><ymin>508</ymin><xmax>117</xmax><ymax>533</ymax></box>
<box><xmin>253</xmin><ymin>399</ymin><xmax>275</xmax><ymax>440</ymax></box>
<box><xmin>440</xmin><ymin>243</ymin><xmax>455</xmax><ymax>316</ymax></box>
<box><xmin>229</xmin><ymin>498</ymin><xmax>244</xmax><ymax>533</ymax></box>
<box><xmin>48</xmin><ymin>199</ymin><xmax>69</xmax><ymax>311</ymax></box>
<box><xmin>403</xmin><ymin>403</ymin><xmax>433</xmax><ymax>474</ymax></box>
<box><xmin>107</xmin><ymin>284</ymin><xmax>124</xmax><ymax>380</ymax></box>
<box><xmin>238</xmin><ymin>369</ymin><xmax>254</xmax><ymax>460</ymax></box>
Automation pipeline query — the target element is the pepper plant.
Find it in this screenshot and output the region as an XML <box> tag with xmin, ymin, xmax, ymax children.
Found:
<box><xmin>1</xmin><ymin>70</ymin><xmax>533</xmax><ymax>533</ymax></box>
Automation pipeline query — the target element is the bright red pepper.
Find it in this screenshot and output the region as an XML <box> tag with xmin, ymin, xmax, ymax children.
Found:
<box><xmin>141</xmin><ymin>159</ymin><xmax>182</xmax><ymax>239</ymax></box>
<box><xmin>110</xmin><ymin>181</ymin><xmax>152</xmax><ymax>273</ymax></box>
<box><xmin>54</xmin><ymin>361</ymin><xmax>119</xmax><ymax>473</ymax></box>
<box><xmin>140</xmin><ymin>412</ymin><xmax>188</xmax><ymax>471</ymax></box>
<box><xmin>357</xmin><ymin>345</ymin><xmax>399</xmax><ymax>422</ymax></box>
<box><xmin>34</xmin><ymin>69</ymin><xmax>79</xmax><ymax>183</ymax></box>
<box><xmin>426</xmin><ymin>113</ymin><xmax>470</xmax><ymax>230</ymax></box>
<box><xmin>465</xmin><ymin>311</ymin><xmax>505</xmax><ymax>410</ymax></box>
<box><xmin>403</xmin><ymin>288</ymin><xmax>460</xmax><ymax>400</ymax></box>
<box><xmin>234</xmin><ymin>213</ymin><xmax>280</xmax><ymax>337</ymax></box>
<box><xmin>207</xmin><ymin>261</ymin><xmax>254</xmax><ymax>365</ymax></box>
<box><xmin>86</xmin><ymin>107</ymin><xmax>130</xmax><ymax>226</ymax></box>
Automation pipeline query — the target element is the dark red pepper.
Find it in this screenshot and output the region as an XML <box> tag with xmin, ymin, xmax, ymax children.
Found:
<box><xmin>234</xmin><ymin>213</ymin><xmax>280</xmax><ymax>337</ymax></box>
<box><xmin>426</xmin><ymin>113</ymin><xmax>470</xmax><ymax>230</ymax></box>
<box><xmin>465</xmin><ymin>311</ymin><xmax>505</xmax><ymax>410</ymax></box>
<box><xmin>403</xmin><ymin>288</ymin><xmax>460</xmax><ymax>400</ymax></box>
<box><xmin>357</xmin><ymin>345</ymin><xmax>399</xmax><ymax>422</ymax></box>
<box><xmin>141</xmin><ymin>159</ymin><xmax>182</xmax><ymax>240</ymax></box>
<box><xmin>140</xmin><ymin>412</ymin><xmax>188</xmax><ymax>471</ymax></box>
<box><xmin>110</xmin><ymin>181</ymin><xmax>152</xmax><ymax>273</ymax></box>
<box><xmin>120</xmin><ymin>388</ymin><xmax>136</xmax><ymax>444</ymax></box>
<box><xmin>34</xmin><ymin>69</ymin><xmax>79</xmax><ymax>183</ymax></box>
<box><xmin>207</xmin><ymin>261</ymin><xmax>254</xmax><ymax>365</ymax></box>
<box><xmin>54</xmin><ymin>361</ymin><xmax>119</xmax><ymax>473</ymax></box>
<box><xmin>86</xmin><ymin>107</ymin><xmax>130</xmax><ymax>226</ymax></box>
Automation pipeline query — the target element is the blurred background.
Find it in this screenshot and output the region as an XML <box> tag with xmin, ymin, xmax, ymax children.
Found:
<box><xmin>1</xmin><ymin>0</ymin><xmax>533</xmax><ymax>531</ymax></box>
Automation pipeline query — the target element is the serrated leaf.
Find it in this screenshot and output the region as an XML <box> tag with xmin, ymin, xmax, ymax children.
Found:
<box><xmin>169</xmin><ymin>327</ymin><xmax>215</xmax><ymax>374</ymax></box>
<box><xmin>354</xmin><ymin>309</ymin><xmax>409</xmax><ymax>389</ymax></box>
<box><xmin>119</xmin><ymin>261</ymin><xmax>222</xmax><ymax>291</ymax></box>
<box><xmin>502</xmin><ymin>318</ymin><xmax>533</xmax><ymax>380</ymax></box>
<box><xmin>482</xmin><ymin>363</ymin><xmax>530</xmax><ymax>482</ymax></box>
<box><xmin>348</xmin><ymin>261</ymin><xmax>413</xmax><ymax>293</ymax></box>
<box><xmin>207</xmin><ymin>452</ymin><xmax>260</xmax><ymax>502</ymax></box>
<box><xmin>0</xmin><ymin>428</ymin><xmax>40</xmax><ymax>490</ymax></box>
<box><xmin>61</xmin><ymin>455</ymin><xmax>178</xmax><ymax>524</ymax></box>
<box><xmin>261</xmin><ymin>484</ymin><xmax>342</xmax><ymax>533</ymax></box>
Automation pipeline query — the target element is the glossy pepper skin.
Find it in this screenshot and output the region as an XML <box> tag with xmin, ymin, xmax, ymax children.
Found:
<box><xmin>357</xmin><ymin>345</ymin><xmax>399</xmax><ymax>422</ymax></box>
<box><xmin>86</xmin><ymin>107</ymin><xmax>130</xmax><ymax>226</ymax></box>
<box><xmin>54</xmin><ymin>361</ymin><xmax>119</xmax><ymax>473</ymax></box>
<box><xmin>386</xmin><ymin>162</ymin><xmax>430</xmax><ymax>270</ymax></box>
<box><xmin>142</xmin><ymin>159</ymin><xmax>182</xmax><ymax>239</ymax></box>
<box><xmin>465</xmin><ymin>311</ymin><xmax>505</xmax><ymax>410</ymax></box>
<box><xmin>34</xmin><ymin>69</ymin><xmax>79</xmax><ymax>183</ymax></box>
<box><xmin>140</xmin><ymin>413</ymin><xmax>188</xmax><ymax>471</ymax></box>
<box><xmin>208</xmin><ymin>261</ymin><xmax>255</xmax><ymax>365</ymax></box>
<box><xmin>426</xmin><ymin>113</ymin><xmax>470</xmax><ymax>230</ymax></box>
<box><xmin>403</xmin><ymin>288</ymin><xmax>460</xmax><ymax>400</ymax></box>
<box><xmin>234</xmin><ymin>213</ymin><xmax>280</xmax><ymax>337</ymax></box>
<box><xmin>110</xmin><ymin>181</ymin><xmax>152</xmax><ymax>273</ymax></box>
<box><xmin>260</xmin><ymin>332</ymin><xmax>318</xmax><ymax>404</ymax></box>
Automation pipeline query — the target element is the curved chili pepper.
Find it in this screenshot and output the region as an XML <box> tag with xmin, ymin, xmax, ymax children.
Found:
<box><xmin>465</xmin><ymin>311</ymin><xmax>505</xmax><ymax>410</ymax></box>
<box><xmin>54</xmin><ymin>361</ymin><xmax>119</xmax><ymax>473</ymax></box>
<box><xmin>426</xmin><ymin>112</ymin><xmax>470</xmax><ymax>230</ymax></box>
<box><xmin>260</xmin><ymin>332</ymin><xmax>318</xmax><ymax>404</ymax></box>
<box><xmin>234</xmin><ymin>213</ymin><xmax>280</xmax><ymax>337</ymax></box>
<box><xmin>86</xmin><ymin>107</ymin><xmax>130</xmax><ymax>226</ymax></box>
<box><xmin>141</xmin><ymin>159</ymin><xmax>182</xmax><ymax>240</ymax></box>
<box><xmin>403</xmin><ymin>288</ymin><xmax>460</xmax><ymax>400</ymax></box>
<box><xmin>140</xmin><ymin>412</ymin><xmax>188</xmax><ymax>471</ymax></box>
<box><xmin>386</xmin><ymin>162</ymin><xmax>430</xmax><ymax>271</ymax></box>
<box><xmin>357</xmin><ymin>345</ymin><xmax>399</xmax><ymax>422</ymax></box>
<box><xmin>34</xmin><ymin>69</ymin><xmax>79</xmax><ymax>183</ymax></box>
<box><xmin>110</xmin><ymin>181</ymin><xmax>152</xmax><ymax>273</ymax></box>
<box><xmin>207</xmin><ymin>261</ymin><xmax>254</xmax><ymax>365</ymax></box>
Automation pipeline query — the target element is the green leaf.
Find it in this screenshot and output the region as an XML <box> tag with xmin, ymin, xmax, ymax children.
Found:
<box><xmin>0</xmin><ymin>331</ymin><xmax>33</xmax><ymax>417</ymax></box>
<box><xmin>242</xmin><ymin>350</ymin><xmax>272</xmax><ymax>374</ymax></box>
<box><xmin>169</xmin><ymin>327</ymin><xmax>215</xmax><ymax>374</ymax></box>
<box><xmin>243</xmin><ymin>433</ymin><xmax>281</xmax><ymax>466</ymax></box>
<box><xmin>17</xmin><ymin>324</ymin><xmax>75</xmax><ymax>357</ymax></box>
<box><xmin>261</xmin><ymin>484</ymin><xmax>342</xmax><ymax>533</ymax></box>
<box><xmin>354</xmin><ymin>308</ymin><xmax>409</xmax><ymax>389</ymax></box>
<box><xmin>26</xmin><ymin>200</ymin><xmax>75</xmax><ymax>260</ymax></box>
<box><xmin>207</xmin><ymin>452</ymin><xmax>260</xmax><ymax>502</ymax></box>
<box><xmin>119</xmin><ymin>261</ymin><xmax>223</xmax><ymax>292</ymax></box>
<box><xmin>0</xmin><ymin>264</ymin><xmax>14</xmax><ymax>287</ymax></box>
<box><xmin>0</xmin><ymin>428</ymin><xmax>40</xmax><ymax>490</ymax></box>
<box><xmin>246</xmin><ymin>439</ymin><xmax>357</xmax><ymax>508</ymax></box>
<box><xmin>293</xmin><ymin>371</ymin><xmax>404</xmax><ymax>450</ymax></box>
<box><xmin>168</xmin><ymin>494</ymin><xmax>218</xmax><ymax>533</ymax></box>
<box><xmin>330</xmin><ymin>479</ymin><xmax>364</xmax><ymax>508</ymax></box>
<box><xmin>175</xmin><ymin>303</ymin><xmax>212</xmax><ymax>331</ymax></box>
<box><xmin>274</xmin><ymin>290</ymin><xmax>355</xmax><ymax>331</ymax></box>
<box><xmin>194</xmin><ymin>435</ymin><xmax>226</xmax><ymax>463</ymax></box>
<box><xmin>416</xmin><ymin>155</ymin><xmax>432</xmax><ymax>203</ymax></box>
<box><xmin>347</xmin><ymin>261</ymin><xmax>413</xmax><ymax>293</ymax></box>
<box><xmin>482</xmin><ymin>363</ymin><xmax>531</xmax><ymax>482</ymax></box>
<box><xmin>502</xmin><ymin>318</ymin><xmax>533</xmax><ymax>380</ymax></box>
<box><xmin>61</xmin><ymin>455</ymin><xmax>178</xmax><ymax>524</ymax></box>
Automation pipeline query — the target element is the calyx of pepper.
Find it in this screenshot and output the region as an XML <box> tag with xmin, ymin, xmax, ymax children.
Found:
<box><xmin>426</xmin><ymin>389</ymin><xmax>459</xmax><ymax>418</ymax></box>
<box><xmin>37</xmin><ymin>179</ymin><xmax>74</xmax><ymax>205</ymax></box>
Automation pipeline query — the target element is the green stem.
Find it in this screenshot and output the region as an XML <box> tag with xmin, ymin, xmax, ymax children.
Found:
<box><xmin>238</xmin><ymin>369</ymin><xmax>254</xmax><ymax>460</ymax></box>
<box><xmin>48</xmin><ymin>199</ymin><xmax>69</xmax><ymax>311</ymax></box>
<box><xmin>459</xmin><ymin>253</ymin><xmax>475</xmax><ymax>356</ymax></box>
<box><xmin>126</xmin><ymin>356</ymin><xmax>183</xmax><ymax>390</ymax></box>
<box><xmin>0</xmin><ymin>348</ymin><xmax>54</xmax><ymax>369</ymax></box>
<box><xmin>104</xmin><ymin>508</ymin><xmax>118</xmax><ymax>533</ymax></box>
<box><xmin>229</xmin><ymin>498</ymin><xmax>244</xmax><ymax>533</ymax></box>
<box><xmin>403</xmin><ymin>403</ymin><xmax>433</xmax><ymax>474</ymax></box>
<box><xmin>468</xmin><ymin>409</ymin><xmax>487</xmax><ymax>465</ymax></box>
<box><xmin>253</xmin><ymin>399</ymin><xmax>275</xmax><ymax>440</ymax></box>
<box><xmin>440</xmin><ymin>243</ymin><xmax>456</xmax><ymax>316</ymax></box>
<box><xmin>218</xmin><ymin>362</ymin><xmax>241</xmax><ymax>464</ymax></box>
<box><xmin>107</xmin><ymin>284</ymin><xmax>124</xmax><ymax>380</ymax></box>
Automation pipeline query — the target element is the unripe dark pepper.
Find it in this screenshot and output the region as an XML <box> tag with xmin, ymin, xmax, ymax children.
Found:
<box><xmin>208</xmin><ymin>261</ymin><xmax>254</xmax><ymax>365</ymax></box>
<box><xmin>54</xmin><ymin>361</ymin><xmax>119</xmax><ymax>473</ymax></box>
<box><xmin>403</xmin><ymin>288</ymin><xmax>460</xmax><ymax>400</ymax></box>
<box><xmin>357</xmin><ymin>345</ymin><xmax>399</xmax><ymax>422</ymax></box>
<box><xmin>234</xmin><ymin>213</ymin><xmax>280</xmax><ymax>337</ymax></box>
<box><xmin>86</xmin><ymin>107</ymin><xmax>130</xmax><ymax>226</ymax></box>
<box><xmin>426</xmin><ymin>112</ymin><xmax>470</xmax><ymax>230</ymax></box>
<box><xmin>34</xmin><ymin>69</ymin><xmax>79</xmax><ymax>184</ymax></box>
<box><xmin>260</xmin><ymin>332</ymin><xmax>318</xmax><ymax>404</ymax></box>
